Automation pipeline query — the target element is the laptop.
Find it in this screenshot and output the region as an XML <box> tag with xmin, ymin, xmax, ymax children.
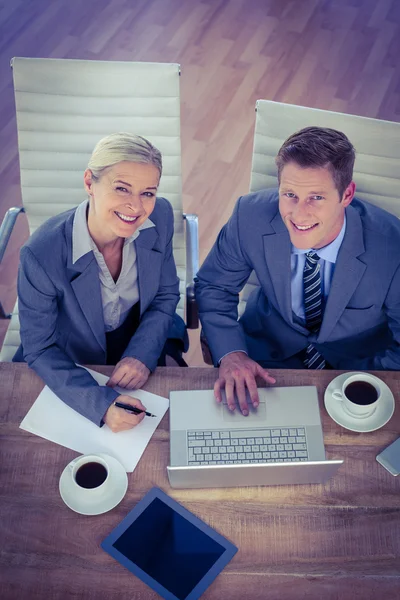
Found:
<box><xmin>167</xmin><ymin>386</ymin><xmax>343</xmax><ymax>489</ymax></box>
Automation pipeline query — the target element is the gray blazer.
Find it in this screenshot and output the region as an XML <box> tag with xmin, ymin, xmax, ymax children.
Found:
<box><xmin>16</xmin><ymin>197</ymin><xmax>184</xmax><ymax>425</ymax></box>
<box><xmin>195</xmin><ymin>189</ymin><xmax>400</xmax><ymax>370</ymax></box>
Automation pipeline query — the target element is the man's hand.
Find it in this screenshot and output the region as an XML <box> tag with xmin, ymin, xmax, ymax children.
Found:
<box><xmin>215</xmin><ymin>352</ymin><xmax>276</xmax><ymax>415</ymax></box>
<box><xmin>106</xmin><ymin>357</ymin><xmax>150</xmax><ymax>390</ymax></box>
<box><xmin>104</xmin><ymin>395</ymin><xmax>147</xmax><ymax>432</ymax></box>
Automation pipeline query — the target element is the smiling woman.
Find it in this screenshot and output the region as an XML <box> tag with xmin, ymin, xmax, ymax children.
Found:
<box><xmin>14</xmin><ymin>133</ymin><xmax>187</xmax><ymax>432</ymax></box>
<box><xmin>85</xmin><ymin>133</ymin><xmax>162</xmax><ymax>250</ymax></box>
<box><xmin>85</xmin><ymin>160</ymin><xmax>160</xmax><ymax>280</ymax></box>
<box><xmin>86</xmin><ymin>162</ymin><xmax>159</xmax><ymax>245</ymax></box>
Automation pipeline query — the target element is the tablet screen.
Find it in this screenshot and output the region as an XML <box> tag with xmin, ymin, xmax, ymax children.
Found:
<box><xmin>113</xmin><ymin>497</ymin><xmax>225</xmax><ymax>599</ymax></box>
<box><xmin>102</xmin><ymin>487</ymin><xmax>238</xmax><ymax>600</ymax></box>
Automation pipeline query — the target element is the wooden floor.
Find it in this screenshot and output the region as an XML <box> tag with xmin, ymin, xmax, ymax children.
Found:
<box><xmin>0</xmin><ymin>0</ymin><xmax>399</xmax><ymax>365</ymax></box>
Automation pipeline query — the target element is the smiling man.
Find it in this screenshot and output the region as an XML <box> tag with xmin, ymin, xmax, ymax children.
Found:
<box><xmin>195</xmin><ymin>127</ymin><xmax>400</xmax><ymax>415</ymax></box>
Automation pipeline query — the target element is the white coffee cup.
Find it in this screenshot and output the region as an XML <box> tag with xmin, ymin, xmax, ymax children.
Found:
<box><xmin>332</xmin><ymin>373</ymin><xmax>381</xmax><ymax>418</ymax></box>
<box><xmin>68</xmin><ymin>454</ymin><xmax>111</xmax><ymax>499</ymax></box>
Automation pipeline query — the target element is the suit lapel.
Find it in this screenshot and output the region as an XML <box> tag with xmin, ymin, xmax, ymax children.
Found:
<box><xmin>135</xmin><ymin>227</ymin><xmax>160</xmax><ymax>316</ymax></box>
<box><xmin>263</xmin><ymin>211</ymin><xmax>294</xmax><ymax>325</ymax></box>
<box><xmin>65</xmin><ymin>214</ymin><xmax>106</xmax><ymax>352</ymax></box>
<box><xmin>69</xmin><ymin>254</ymin><xmax>106</xmax><ymax>352</ymax></box>
<box><xmin>319</xmin><ymin>206</ymin><xmax>366</xmax><ymax>342</ymax></box>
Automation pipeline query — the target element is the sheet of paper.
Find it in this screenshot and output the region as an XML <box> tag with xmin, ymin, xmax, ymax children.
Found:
<box><xmin>19</xmin><ymin>367</ymin><xmax>169</xmax><ymax>472</ymax></box>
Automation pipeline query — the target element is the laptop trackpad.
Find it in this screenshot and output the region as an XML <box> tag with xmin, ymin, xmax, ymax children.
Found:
<box><xmin>222</xmin><ymin>402</ymin><xmax>267</xmax><ymax>421</ymax></box>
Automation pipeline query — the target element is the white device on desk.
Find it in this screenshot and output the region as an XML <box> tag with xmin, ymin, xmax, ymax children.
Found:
<box><xmin>376</xmin><ymin>437</ymin><xmax>400</xmax><ymax>476</ymax></box>
<box><xmin>167</xmin><ymin>386</ymin><xmax>343</xmax><ymax>489</ymax></box>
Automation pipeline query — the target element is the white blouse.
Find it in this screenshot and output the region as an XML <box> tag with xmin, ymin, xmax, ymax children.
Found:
<box><xmin>72</xmin><ymin>200</ymin><xmax>155</xmax><ymax>331</ymax></box>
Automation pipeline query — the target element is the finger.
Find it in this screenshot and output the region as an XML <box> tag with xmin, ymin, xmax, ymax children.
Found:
<box><xmin>256</xmin><ymin>365</ymin><xmax>276</xmax><ymax>385</ymax></box>
<box><xmin>123</xmin><ymin>411</ymin><xmax>145</xmax><ymax>426</ymax></box>
<box><xmin>108</xmin><ymin>417</ymin><xmax>135</xmax><ymax>433</ymax></box>
<box><xmin>116</xmin><ymin>371</ymin><xmax>140</xmax><ymax>389</ymax></box>
<box><xmin>119</xmin><ymin>375</ymin><xmax>140</xmax><ymax>390</ymax></box>
<box><xmin>107</xmin><ymin>403</ymin><xmax>145</xmax><ymax>431</ymax></box>
<box><xmin>107</xmin><ymin>365</ymin><xmax>127</xmax><ymax>388</ymax></box>
<box><xmin>113</xmin><ymin>422</ymin><xmax>135</xmax><ymax>432</ymax></box>
<box><xmin>214</xmin><ymin>378</ymin><xmax>224</xmax><ymax>403</ymax></box>
<box><xmin>127</xmin><ymin>372</ymin><xmax>149</xmax><ymax>390</ymax></box>
<box><xmin>121</xmin><ymin>365</ymin><xmax>149</xmax><ymax>390</ymax></box>
<box><xmin>123</xmin><ymin>377</ymin><xmax>141</xmax><ymax>390</ymax></box>
<box><xmin>126</xmin><ymin>382</ymin><xmax>143</xmax><ymax>391</ymax></box>
<box><xmin>121</xmin><ymin>381</ymin><xmax>136</xmax><ymax>391</ymax></box>
<box><xmin>135</xmin><ymin>373</ymin><xmax>149</xmax><ymax>389</ymax></box>
<box><xmin>114</xmin><ymin>419</ymin><xmax>142</xmax><ymax>432</ymax></box>
<box><xmin>117</xmin><ymin>412</ymin><xmax>144</xmax><ymax>428</ymax></box>
<box><xmin>106</xmin><ymin>365</ymin><xmax>123</xmax><ymax>387</ymax></box>
<box><xmin>234</xmin><ymin>377</ymin><xmax>249</xmax><ymax>415</ymax></box>
<box><xmin>118</xmin><ymin>396</ymin><xmax>147</xmax><ymax>412</ymax></box>
<box><xmin>129</xmin><ymin>397</ymin><xmax>147</xmax><ymax>412</ymax></box>
<box><xmin>224</xmin><ymin>379</ymin><xmax>236</xmax><ymax>411</ymax></box>
<box><xmin>244</xmin><ymin>374</ymin><xmax>259</xmax><ymax>408</ymax></box>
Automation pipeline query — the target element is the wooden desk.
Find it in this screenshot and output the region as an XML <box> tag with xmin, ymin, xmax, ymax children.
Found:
<box><xmin>0</xmin><ymin>364</ymin><xmax>399</xmax><ymax>600</ymax></box>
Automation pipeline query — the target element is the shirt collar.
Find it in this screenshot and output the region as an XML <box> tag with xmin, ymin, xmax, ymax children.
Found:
<box><xmin>72</xmin><ymin>199</ymin><xmax>155</xmax><ymax>264</ymax></box>
<box><xmin>291</xmin><ymin>215</ymin><xmax>346</xmax><ymax>264</ymax></box>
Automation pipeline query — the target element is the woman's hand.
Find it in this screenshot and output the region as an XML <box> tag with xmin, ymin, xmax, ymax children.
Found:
<box><xmin>106</xmin><ymin>357</ymin><xmax>150</xmax><ymax>390</ymax></box>
<box><xmin>104</xmin><ymin>395</ymin><xmax>147</xmax><ymax>432</ymax></box>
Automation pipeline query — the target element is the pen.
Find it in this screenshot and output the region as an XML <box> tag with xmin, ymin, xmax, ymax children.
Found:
<box><xmin>114</xmin><ymin>401</ymin><xmax>157</xmax><ymax>418</ymax></box>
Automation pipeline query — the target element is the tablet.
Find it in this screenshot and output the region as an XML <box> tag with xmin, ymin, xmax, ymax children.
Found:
<box><xmin>101</xmin><ymin>487</ymin><xmax>238</xmax><ymax>600</ymax></box>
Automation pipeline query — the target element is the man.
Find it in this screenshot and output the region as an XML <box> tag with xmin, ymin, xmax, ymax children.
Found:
<box><xmin>195</xmin><ymin>127</ymin><xmax>400</xmax><ymax>415</ymax></box>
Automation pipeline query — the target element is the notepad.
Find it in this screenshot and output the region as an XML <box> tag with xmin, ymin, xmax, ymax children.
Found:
<box><xmin>20</xmin><ymin>367</ymin><xmax>169</xmax><ymax>472</ymax></box>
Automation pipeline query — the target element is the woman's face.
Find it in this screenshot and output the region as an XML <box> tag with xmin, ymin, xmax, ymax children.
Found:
<box><xmin>84</xmin><ymin>161</ymin><xmax>160</xmax><ymax>244</ymax></box>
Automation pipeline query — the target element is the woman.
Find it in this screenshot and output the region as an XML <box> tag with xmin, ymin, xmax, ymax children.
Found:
<box><xmin>15</xmin><ymin>133</ymin><xmax>187</xmax><ymax>432</ymax></box>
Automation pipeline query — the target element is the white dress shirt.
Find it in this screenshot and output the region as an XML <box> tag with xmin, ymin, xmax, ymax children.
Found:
<box><xmin>72</xmin><ymin>200</ymin><xmax>155</xmax><ymax>332</ymax></box>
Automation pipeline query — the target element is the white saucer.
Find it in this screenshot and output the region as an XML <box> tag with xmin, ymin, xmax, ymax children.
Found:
<box><xmin>59</xmin><ymin>454</ymin><xmax>128</xmax><ymax>515</ymax></box>
<box><xmin>324</xmin><ymin>372</ymin><xmax>395</xmax><ymax>433</ymax></box>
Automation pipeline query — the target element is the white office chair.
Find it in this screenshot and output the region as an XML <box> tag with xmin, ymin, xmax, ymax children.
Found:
<box><xmin>200</xmin><ymin>99</ymin><xmax>400</xmax><ymax>363</ymax></box>
<box><xmin>238</xmin><ymin>99</ymin><xmax>400</xmax><ymax>317</ymax></box>
<box><xmin>0</xmin><ymin>57</ymin><xmax>199</xmax><ymax>361</ymax></box>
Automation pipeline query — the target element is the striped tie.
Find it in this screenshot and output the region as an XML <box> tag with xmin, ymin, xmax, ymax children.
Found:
<box><xmin>303</xmin><ymin>251</ymin><xmax>325</xmax><ymax>370</ymax></box>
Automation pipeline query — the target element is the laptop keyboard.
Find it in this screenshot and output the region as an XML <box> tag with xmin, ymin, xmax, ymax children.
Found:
<box><xmin>187</xmin><ymin>427</ymin><xmax>308</xmax><ymax>465</ymax></box>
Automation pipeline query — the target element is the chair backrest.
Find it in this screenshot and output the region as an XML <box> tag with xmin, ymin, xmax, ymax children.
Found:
<box><xmin>1</xmin><ymin>58</ymin><xmax>185</xmax><ymax>361</ymax></box>
<box><xmin>239</xmin><ymin>100</ymin><xmax>400</xmax><ymax>316</ymax></box>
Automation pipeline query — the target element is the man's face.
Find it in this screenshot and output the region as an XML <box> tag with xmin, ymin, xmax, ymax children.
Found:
<box><xmin>278</xmin><ymin>162</ymin><xmax>355</xmax><ymax>250</ymax></box>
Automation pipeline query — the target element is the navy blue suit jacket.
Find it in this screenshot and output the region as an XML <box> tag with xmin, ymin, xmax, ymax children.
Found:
<box><xmin>16</xmin><ymin>197</ymin><xmax>184</xmax><ymax>425</ymax></box>
<box><xmin>195</xmin><ymin>189</ymin><xmax>400</xmax><ymax>370</ymax></box>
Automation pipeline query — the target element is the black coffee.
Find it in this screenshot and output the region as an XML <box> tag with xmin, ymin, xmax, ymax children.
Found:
<box><xmin>345</xmin><ymin>381</ymin><xmax>378</xmax><ymax>406</ymax></box>
<box><xmin>75</xmin><ymin>462</ymin><xmax>107</xmax><ymax>489</ymax></box>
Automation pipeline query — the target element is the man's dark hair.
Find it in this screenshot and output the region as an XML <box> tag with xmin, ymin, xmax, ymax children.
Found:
<box><xmin>275</xmin><ymin>126</ymin><xmax>356</xmax><ymax>198</ymax></box>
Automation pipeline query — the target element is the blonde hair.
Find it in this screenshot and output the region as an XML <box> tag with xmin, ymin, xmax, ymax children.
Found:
<box><xmin>87</xmin><ymin>132</ymin><xmax>162</xmax><ymax>180</ymax></box>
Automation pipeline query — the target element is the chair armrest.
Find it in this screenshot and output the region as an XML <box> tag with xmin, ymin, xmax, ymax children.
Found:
<box><xmin>0</xmin><ymin>206</ymin><xmax>25</xmax><ymax>263</ymax></box>
<box><xmin>200</xmin><ymin>329</ymin><xmax>214</xmax><ymax>365</ymax></box>
<box><xmin>0</xmin><ymin>206</ymin><xmax>25</xmax><ymax>318</ymax></box>
<box><xmin>183</xmin><ymin>213</ymin><xmax>199</xmax><ymax>329</ymax></box>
